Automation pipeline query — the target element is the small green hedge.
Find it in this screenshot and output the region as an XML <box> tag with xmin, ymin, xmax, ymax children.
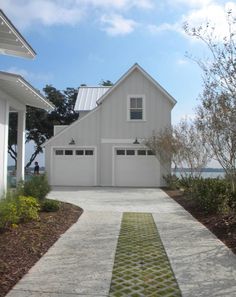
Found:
<box><xmin>0</xmin><ymin>196</ymin><xmax>40</xmax><ymax>229</ymax></box>
<box><xmin>191</xmin><ymin>178</ymin><xmax>230</xmax><ymax>214</ymax></box>
<box><xmin>17</xmin><ymin>196</ymin><xmax>40</xmax><ymax>222</ymax></box>
<box><xmin>41</xmin><ymin>199</ymin><xmax>60</xmax><ymax>212</ymax></box>
<box><xmin>164</xmin><ymin>175</ymin><xmax>236</xmax><ymax>214</ymax></box>
<box><xmin>19</xmin><ymin>174</ymin><xmax>51</xmax><ymax>201</ymax></box>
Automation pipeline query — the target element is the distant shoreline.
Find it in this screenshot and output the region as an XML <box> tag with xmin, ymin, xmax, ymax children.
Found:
<box><xmin>8</xmin><ymin>166</ymin><xmax>224</xmax><ymax>173</ymax></box>
<box><xmin>171</xmin><ymin>168</ymin><xmax>224</xmax><ymax>173</ymax></box>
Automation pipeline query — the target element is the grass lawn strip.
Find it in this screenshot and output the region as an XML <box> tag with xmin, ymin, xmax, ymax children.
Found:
<box><xmin>109</xmin><ymin>212</ymin><xmax>182</xmax><ymax>297</ymax></box>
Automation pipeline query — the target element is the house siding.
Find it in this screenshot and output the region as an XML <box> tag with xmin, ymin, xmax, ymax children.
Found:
<box><xmin>100</xmin><ymin>69</ymin><xmax>171</xmax><ymax>139</ymax></box>
<box><xmin>45</xmin><ymin>67</ymin><xmax>174</xmax><ymax>187</ymax></box>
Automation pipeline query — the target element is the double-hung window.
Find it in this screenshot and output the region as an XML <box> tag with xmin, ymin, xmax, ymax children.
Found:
<box><xmin>128</xmin><ymin>96</ymin><xmax>145</xmax><ymax>120</ymax></box>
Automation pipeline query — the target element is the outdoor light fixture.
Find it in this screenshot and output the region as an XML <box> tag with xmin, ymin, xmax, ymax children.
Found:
<box><xmin>69</xmin><ymin>138</ymin><xmax>75</xmax><ymax>145</ymax></box>
<box><xmin>133</xmin><ymin>137</ymin><xmax>140</xmax><ymax>144</ymax></box>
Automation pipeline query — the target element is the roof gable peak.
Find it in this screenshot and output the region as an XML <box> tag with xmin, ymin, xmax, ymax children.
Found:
<box><xmin>97</xmin><ymin>63</ymin><xmax>177</xmax><ymax>106</ymax></box>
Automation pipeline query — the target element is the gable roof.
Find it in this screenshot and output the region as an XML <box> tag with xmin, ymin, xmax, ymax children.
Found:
<box><xmin>0</xmin><ymin>9</ymin><xmax>36</xmax><ymax>59</ymax></box>
<box><xmin>74</xmin><ymin>86</ymin><xmax>110</xmax><ymax>111</ymax></box>
<box><xmin>97</xmin><ymin>63</ymin><xmax>177</xmax><ymax>106</ymax></box>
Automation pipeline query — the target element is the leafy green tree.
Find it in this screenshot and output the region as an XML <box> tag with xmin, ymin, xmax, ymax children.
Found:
<box><xmin>100</xmin><ymin>80</ymin><xmax>113</xmax><ymax>86</ymax></box>
<box><xmin>8</xmin><ymin>113</ymin><xmax>18</xmax><ymax>167</ymax></box>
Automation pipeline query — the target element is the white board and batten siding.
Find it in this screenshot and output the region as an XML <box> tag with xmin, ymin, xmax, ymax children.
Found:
<box><xmin>45</xmin><ymin>64</ymin><xmax>175</xmax><ymax>187</ymax></box>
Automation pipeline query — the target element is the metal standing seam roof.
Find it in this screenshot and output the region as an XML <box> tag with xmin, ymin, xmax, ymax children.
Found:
<box><xmin>0</xmin><ymin>9</ymin><xmax>36</xmax><ymax>59</ymax></box>
<box><xmin>74</xmin><ymin>86</ymin><xmax>111</xmax><ymax>111</ymax></box>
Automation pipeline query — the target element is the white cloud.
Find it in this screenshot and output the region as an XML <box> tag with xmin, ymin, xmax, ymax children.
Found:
<box><xmin>1</xmin><ymin>0</ymin><xmax>153</xmax><ymax>30</ymax></box>
<box><xmin>148</xmin><ymin>1</ymin><xmax>236</xmax><ymax>41</ymax></box>
<box><xmin>100</xmin><ymin>14</ymin><xmax>138</xmax><ymax>36</ymax></box>
<box><xmin>1</xmin><ymin>1</ymin><xmax>84</xmax><ymax>28</ymax></box>
<box><xmin>79</xmin><ymin>0</ymin><xmax>153</xmax><ymax>10</ymax></box>
<box><xmin>168</xmin><ymin>0</ymin><xmax>213</xmax><ymax>8</ymax></box>
<box><xmin>5</xmin><ymin>67</ymin><xmax>53</xmax><ymax>82</ymax></box>
<box><xmin>181</xmin><ymin>2</ymin><xmax>236</xmax><ymax>40</ymax></box>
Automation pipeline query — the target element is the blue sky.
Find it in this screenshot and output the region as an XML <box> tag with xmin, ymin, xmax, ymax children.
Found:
<box><xmin>2</xmin><ymin>0</ymin><xmax>236</xmax><ymax>166</ymax></box>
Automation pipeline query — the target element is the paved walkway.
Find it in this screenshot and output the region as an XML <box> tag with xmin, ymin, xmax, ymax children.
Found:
<box><xmin>6</xmin><ymin>187</ymin><xmax>236</xmax><ymax>297</ymax></box>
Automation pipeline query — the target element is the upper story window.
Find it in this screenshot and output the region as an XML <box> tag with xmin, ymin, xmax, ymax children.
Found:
<box><xmin>128</xmin><ymin>96</ymin><xmax>145</xmax><ymax>121</ymax></box>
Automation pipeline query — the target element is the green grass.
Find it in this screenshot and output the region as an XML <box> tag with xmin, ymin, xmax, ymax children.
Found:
<box><xmin>109</xmin><ymin>213</ymin><xmax>182</xmax><ymax>297</ymax></box>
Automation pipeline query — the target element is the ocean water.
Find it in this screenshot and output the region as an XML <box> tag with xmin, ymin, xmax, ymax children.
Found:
<box><xmin>173</xmin><ymin>171</ymin><xmax>225</xmax><ymax>179</ymax></box>
<box><xmin>7</xmin><ymin>170</ymin><xmax>44</xmax><ymax>187</ymax></box>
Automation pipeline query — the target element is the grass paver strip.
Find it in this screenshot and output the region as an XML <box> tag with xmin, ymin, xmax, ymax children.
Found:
<box><xmin>109</xmin><ymin>212</ymin><xmax>182</xmax><ymax>297</ymax></box>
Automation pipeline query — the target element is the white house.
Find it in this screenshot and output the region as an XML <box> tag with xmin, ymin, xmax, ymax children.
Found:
<box><xmin>45</xmin><ymin>63</ymin><xmax>176</xmax><ymax>187</ymax></box>
<box><xmin>0</xmin><ymin>10</ymin><xmax>54</xmax><ymax>195</ymax></box>
<box><xmin>45</xmin><ymin>64</ymin><xmax>176</xmax><ymax>187</ymax></box>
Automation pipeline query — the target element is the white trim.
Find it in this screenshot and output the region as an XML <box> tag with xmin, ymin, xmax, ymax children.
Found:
<box><xmin>16</xmin><ymin>110</ymin><xmax>26</xmax><ymax>183</ymax></box>
<box><xmin>3</xmin><ymin>101</ymin><xmax>9</xmax><ymax>192</ymax></box>
<box><xmin>0</xmin><ymin>9</ymin><xmax>36</xmax><ymax>59</ymax></box>
<box><xmin>97</xmin><ymin>63</ymin><xmax>176</xmax><ymax>106</ymax></box>
<box><xmin>101</xmin><ymin>138</ymin><xmax>135</xmax><ymax>144</ymax></box>
<box><xmin>50</xmin><ymin>145</ymin><xmax>97</xmax><ymax>186</ymax></box>
<box><xmin>112</xmin><ymin>145</ymin><xmax>115</xmax><ymax>186</ymax></box>
<box><xmin>0</xmin><ymin>89</ymin><xmax>26</xmax><ymax>111</ymax></box>
<box><xmin>127</xmin><ymin>94</ymin><xmax>146</xmax><ymax>121</ymax></box>
<box><xmin>0</xmin><ymin>72</ymin><xmax>54</xmax><ymax>110</ymax></box>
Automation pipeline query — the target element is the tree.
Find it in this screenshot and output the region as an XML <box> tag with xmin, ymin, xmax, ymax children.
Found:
<box><xmin>9</xmin><ymin>86</ymin><xmax>79</xmax><ymax>169</ymax></box>
<box><xmin>145</xmin><ymin>120</ymin><xmax>210</xmax><ymax>178</ymax></box>
<box><xmin>8</xmin><ymin>113</ymin><xmax>18</xmax><ymax>167</ymax></box>
<box><xmin>184</xmin><ymin>11</ymin><xmax>236</xmax><ymax>191</ymax></box>
<box><xmin>99</xmin><ymin>80</ymin><xmax>113</xmax><ymax>86</ymax></box>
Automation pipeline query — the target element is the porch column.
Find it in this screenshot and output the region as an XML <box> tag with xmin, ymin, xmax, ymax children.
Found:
<box><xmin>0</xmin><ymin>100</ymin><xmax>9</xmax><ymax>195</ymax></box>
<box><xmin>16</xmin><ymin>109</ymin><xmax>26</xmax><ymax>183</ymax></box>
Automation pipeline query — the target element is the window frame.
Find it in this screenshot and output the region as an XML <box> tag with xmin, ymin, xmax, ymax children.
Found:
<box><xmin>127</xmin><ymin>95</ymin><xmax>146</xmax><ymax>121</ymax></box>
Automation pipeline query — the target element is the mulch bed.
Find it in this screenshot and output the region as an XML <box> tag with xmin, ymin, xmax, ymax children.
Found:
<box><xmin>163</xmin><ymin>189</ymin><xmax>236</xmax><ymax>255</ymax></box>
<box><xmin>0</xmin><ymin>202</ymin><xmax>83</xmax><ymax>297</ymax></box>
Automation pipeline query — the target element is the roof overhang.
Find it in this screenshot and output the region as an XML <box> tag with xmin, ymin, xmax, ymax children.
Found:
<box><xmin>0</xmin><ymin>71</ymin><xmax>54</xmax><ymax>110</ymax></box>
<box><xmin>0</xmin><ymin>10</ymin><xmax>36</xmax><ymax>59</ymax></box>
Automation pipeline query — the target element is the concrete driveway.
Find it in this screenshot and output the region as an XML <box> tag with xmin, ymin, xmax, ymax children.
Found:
<box><xmin>6</xmin><ymin>187</ymin><xmax>236</xmax><ymax>297</ymax></box>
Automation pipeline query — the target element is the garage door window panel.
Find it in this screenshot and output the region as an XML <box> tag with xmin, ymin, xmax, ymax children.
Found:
<box><xmin>117</xmin><ymin>149</ymin><xmax>125</xmax><ymax>155</ymax></box>
<box><xmin>76</xmin><ymin>150</ymin><xmax>84</xmax><ymax>156</ymax></box>
<box><xmin>55</xmin><ymin>150</ymin><xmax>64</xmax><ymax>155</ymax></box>
<box><xmin>138</xmin><ymin>150</ymin><xmax>146</xmax><ymax>156</ymax></box>
<box><xmin>65</xmin><ymin>150</ymin><xmax>73</xmax><ymax>156</ymax></box>
<box><xmin>126</xmin><ymin>150</ymin><xmax>135</xmax><ymax>156</ymax></box>
<box><xmin>85</xmin><ymin>150</ymin><xmax>94</xmax><ymax>156</ymax></box>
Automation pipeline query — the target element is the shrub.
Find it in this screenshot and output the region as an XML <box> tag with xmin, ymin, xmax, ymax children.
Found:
<box><xmin>22</xmin><ymin>174</ymin><xmax>51</xmax><ymax>201</ymax></box>
<box><xmin>178</xmin><ymin>176</ymin><xmax>198</xmax><ymax>194</ymax></box>
<box><xmin>0</xmin><ymin>195</ymin><xmax>40</xmax><ymax>229</ymax></box>
<box><xmin>163</xmin><ymin>174</ymin><xmax>180</xmax><ymax>190</ymax></box>
<box><xmin>0</xmin><ymin>197</ymin><xmax>19</xmax><ymax>229</ymax></box>
<box><xmin>17</xmin><ymin>196</ymin><xmax>40</xmax><ymax>222</ymax></box>
<box><xmin>191</xmin><ymin>178</ymin><xmax>230</xmax><ymax>214</ymax></box>
<box><xmin>41</xmin><ymin>199</ymin><xmax>60</xmax><ymax>212</ymax></box>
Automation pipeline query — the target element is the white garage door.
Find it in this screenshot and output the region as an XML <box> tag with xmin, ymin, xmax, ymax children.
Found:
<box><xmin>114</xmin><ymin>148</ymin><xmax>160</xmax><ymax>187</ymax></box>
<box><xmin>52</xmin><ymin>148</ymin><xmax>96</xmax><ymax>186</ymax></box>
